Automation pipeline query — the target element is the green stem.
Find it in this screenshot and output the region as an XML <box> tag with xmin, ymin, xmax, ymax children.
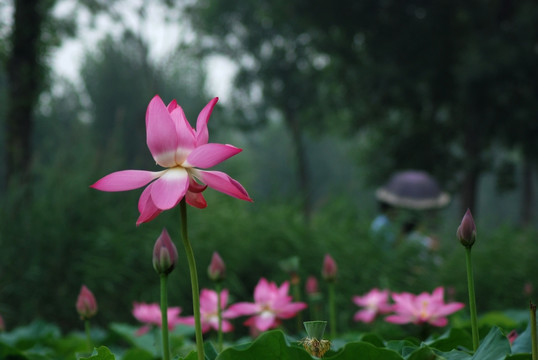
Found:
<box><xmin>328</xmin><ymin>282</ymin><xmax>336</xmax><ymax>339</ymax></box>
<box><xmin>84</xmin><ymin>320</ymin><xmax>92</xmax><ymax>351</ymax></box>
<box><xmin>293</xmin><ymin>280</ymin><xmax>302</xmax><ymax>333</ymax></box>
<box><xmin>216</xmin><ymin>284</ymin><xmax>223</xmax><ymax>352</ymax></box>
<box><xmin>531</xmin><ymin>302</ymin><xmax>537</xmax><ymax>360</ymax></box>
<box><xmin>180</xmin><ymin>199</ymin><xmax>204</xmax><ymax>360</ymax></box>
<box><xmin>465</xmin><ymin>247</ymin><xmax>479</xmax><ymax>350</ymax></box>
<box><xmin>160</xmin><ymin>274</ymin><xmax>170</xmax><ymax>360</ymax></box>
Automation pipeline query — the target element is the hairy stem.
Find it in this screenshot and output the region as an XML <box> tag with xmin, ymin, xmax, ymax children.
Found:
<box><xmin>180</xmin><ymin>199</ymin><xmax>204</xmax><ymax>360</ymax></box>
<box><xmin>465</xmin><ymin>247</ymin><xmax>479</xmax><ymax>350</ymax></box>
<box><xmin>160</xmin><ymin>274</ymin><xmax>170</xmax><ymax>360</ymax></box>
<box><xmin>328</xmin><ymin>282</ymin><xmax>336</xmax><ymax>339</ymax></box>
<box><xmin>216</xmin><ymin>284</ymin><xmax>223</xmax><ymax>352</ymax></box>
<box><xmin>84</xmin><ymin>320</ymin><xmax>92</xmax><ymax>352</ymax></box>
<box><xmin>531</xmin><ymin>302</ymin><xmax>537</xmax><ymax>360</ymax></box>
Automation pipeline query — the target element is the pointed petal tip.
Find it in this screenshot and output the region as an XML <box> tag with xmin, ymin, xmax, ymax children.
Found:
<box><xmin>167</xmin><ymin>99</ymin><xmax>178</xmax><ymax>111</ymax></box>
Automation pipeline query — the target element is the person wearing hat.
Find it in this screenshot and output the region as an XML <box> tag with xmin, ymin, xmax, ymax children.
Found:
<box><xmin>370</xmin><ymin>201</ymin><xmax>398</xmax><ymax>249</ymax></box>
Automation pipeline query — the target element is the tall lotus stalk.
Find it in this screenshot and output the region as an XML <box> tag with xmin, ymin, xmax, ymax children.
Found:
<box><xmin>279</xmin><ymin>256</ymin><xmax>302</xmax><ymax>332</ymax></box>
<box><xmin>180</xmin><ymin>199</ymin><xmax>205</xmax><ymax>360</ymax></box>
<box><xmin>531</xmin><ymin>302</ymin><xmax>537</xmax><ymax>360</ymax></box>
<box><xmin>76</xmin><ymin>285</ymin><xmax>98</xmax><ymax>351</ymax></box>
<box><xmin>457</xmin><ymin>209</ymin><xmax>479</xmax><ymax>350</ymax></box>
<box><xmin>322</xmin><ymin>254</ymin><xmax>338</xmax><ymax>339</ymax></box>
<box><xmin>152</xmin><ymin>229</ymin><xmax>178</xmax><ymax>360</ymax></box>
<box><xmin>306</xmin><ymin>276</ymin><xmax>323</xmax><ymax>321</ymax></box>
<box><xmin>208</xmin><ymin>252</ymin><xmax>226</xmax><ymax>352</ymax></box>
<box><xmin>216</xmin><ymin>284</ymin><xmax>223</xmax><ymax>350</ymax></box>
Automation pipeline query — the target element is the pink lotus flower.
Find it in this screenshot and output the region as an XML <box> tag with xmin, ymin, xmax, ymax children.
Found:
<box><xmin>352</xmin><ymin>288</ymin><xmax>393</xmax><ymax>323</ymax></box>
<box><xmin>0</xmin><ymin>314</ymin><xmax>5</xmax><ymax>332</ymax></box>
<box><xmin>132</xmin><ymin>302</ymin><xmax>189</xmax><ymax>336</ymax></box>
<box><xmin>76</xmin><ymin>285</ymin><xmax>98</xmax><ymax>320</ymax></box>
<box><xmin>227</xmin><ymin>278</ymin><xmax>307</xmax><ymax>332</ymax></box>
<box><xmin>91</xmin><ymin>95</ymin><xmax>252</xmax><ymax>225</ymax></box>
<box><xmin>183</xmin><ymin>289</ymin><xmax>235</xmax><ymax>333</ymax></box>
<box><xmin>385</xmin><ymin>287</ymin><xmax>464</xmax><ymax>327</ymax></box>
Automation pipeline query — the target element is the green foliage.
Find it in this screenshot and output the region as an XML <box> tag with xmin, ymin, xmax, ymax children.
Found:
<box><xmin>428</xmin><ymin>328</ymin><xmax>473</xmax><ymax>352</ymax></box>
<box><xmin>0</xmin><ymin>317</ymin><xmax>533</xmax><ymax>360</ymax></box>
<box><xmin>215</xmin><ymin>330</ymin><xmax>309</xmax><ymax>359</ymax></box>
<box><xmin>471</xmin><ymin>327</ymin><xmax>511</xmax><ymax>360</ymax></box>
<box><xmin>80</xmin><ymin>346</ymin><xmax>115</xmax><ymax>360</ymax></box>
<box><xmin>0</xmin><ymin>320</ymin><xmax>89</xmax><ymax>360</ymax></box>
<box><xmin>121</xmin><ymin>348</ymin><xmax>154</xmax><ymax>360</ymax></box>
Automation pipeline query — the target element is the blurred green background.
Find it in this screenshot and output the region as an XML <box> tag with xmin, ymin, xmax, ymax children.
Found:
<box><xmin>0</xmin><ymin>0</ymin><xmax>537</xmax><ymax>335</ymax></box>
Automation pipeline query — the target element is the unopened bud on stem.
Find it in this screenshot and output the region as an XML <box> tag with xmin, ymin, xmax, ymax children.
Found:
<box><xmin>322</xmin><ymin>254</ymin><xmax>337</xmax><ymax>282</ymax></box>
<box><xmin>76</xmin><ymin>285</ymin><xmax>98</xmax><ymax>320</ymax></box>
<box><xmin>208</xmin><ymin>251</ymin><xmax>226</xmax><ymax>282</ymax></box>
<box><xmin>153</xmin><ymin>228</ymin><xmax>178</xmax><ymax>275</ymax></box>
<box><xmin>457</xmin><ymin>209</ymin><xmax>477</xmax><ymax>248</ymax></box>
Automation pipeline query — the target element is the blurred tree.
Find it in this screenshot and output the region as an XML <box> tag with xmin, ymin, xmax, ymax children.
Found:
<box><xmin>81</xmin><ymin>31</ymin><xmax>208</xmax><ymax>170</ymax></box>
<box><xmin>5</xmin><ymin>0</ymin><xmax>51</xmax><ymax>191</ymax></box>
<box><xmin>480</xmin><ymin>1</ymin><xmax>538</xmax><ymax>225</ymax></box>
<box><xmin>187</xmin><ymin>1</ymin><xmax>332</xmax><ymax>222</ymax></box>
<box><xmin>186</xmin><ymin>0</ymin><xmax>538</xmax><ymax>219</ymax></box>
<box><xmin>2</xmin><ymin>0</ymin><xmax>116</xmax><ymax>192</ymax></box>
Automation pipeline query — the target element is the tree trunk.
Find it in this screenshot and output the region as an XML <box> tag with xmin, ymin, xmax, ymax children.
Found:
<box><xmin>520</xmin><ymin>160</ymin><xmax>534</xmax><ymax>226</ymax></box>
<box><xmin>4</xmin><ymin>0</ymin><xmax>44</xmax><ymax>190</ymax></box>
<box><xmin>459</xmin><ymin>121</ymin><xmax>481</xmax><ymax>216</ymax></box>
<box><xmin>459</xmin><ymin>165</ymin><xmax>480</xmax><ymax>216</ymax></box>
<box><xmin>286</xmin><ymin>108</ymin><xmax>312</xmax><ymax>223</ymax></box>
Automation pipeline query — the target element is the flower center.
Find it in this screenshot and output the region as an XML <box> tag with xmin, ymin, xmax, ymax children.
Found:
<box><xmin>418</xmin><ymin>300</ymin><xmax>430</xmax><ymax>320</ymax></box>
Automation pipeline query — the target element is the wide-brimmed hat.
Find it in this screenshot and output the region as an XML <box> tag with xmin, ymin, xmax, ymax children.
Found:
<box><xmin>376</xmin><ymin>170</ymin><xmax>450</xmax><ymax>210</ymax></box>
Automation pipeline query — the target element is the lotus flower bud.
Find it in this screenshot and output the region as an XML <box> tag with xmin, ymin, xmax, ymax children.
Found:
<box><xmin>153</xmin><ymin>228</ymin><xmax>178</xmax><ymax>275</ymax></box>
<box><xmin>0</xmin><ymin>314</ymin><xmax>5</xmax><ymax>332</ymax></box>
<box><xmin>524</xmin><ymin>282</ymin><xmax>533</xmax><ymax>297</ymax></box>
<box><xmin>321</xmin><ymin>254</ymin><xmax>337</xmax><ymax>282</ymax></box>
<box><xmin>457</xmin><ymin>209</ymin><xmax>477</xmax><ymax>248</ymax></box>
<box><xmin>207</xmin><ymin>251</ymin><xmax>226</xmax><ymax>282</ymax></box>
<box><xmin>507</xmin><ymin>329</ymin><xmax>518</xmax><ymax>345</ymax></box>
<box><xmin>76</xmin><ymin>285</ymin><xmax>98</xmax><ymax>320</ymax></box>
<box><xmin>305</xmin><ymin>276</ymin><xmax>319</xmax><ymax>296</ymax></box>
